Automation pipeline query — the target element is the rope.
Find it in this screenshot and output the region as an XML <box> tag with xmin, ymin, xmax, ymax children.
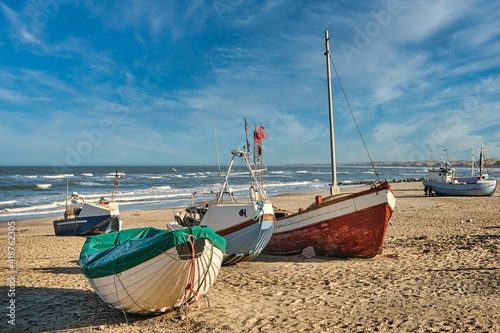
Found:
<box><xmin>111</xmin><ymin>275</ymin><xmax>129</xmax><ymax>332</ymax></box>
<box><xmin>252</xmin><ymin>200</ymin><xmax>265</xmax><ymax>221</ymax></box>
<box><xmin>187</xmin><ymin>242</ymin><xmax>214</xmax><ymax>303</ymax></box>
<box><xmin>483</xmin><ymin>151</ymin><xmax>498</xmax><ymax>180</ymax></box>
<box><xmin>115</xmin><ymin>273</ymin><xmax>156</xmax><ymax>315</ymax></box>
<box><xmin>329</xmin><ymin>56</ymin><xmax>381</xmax><ymax>182</ymax></box>
<box><xmin>184</xmin><ymin>235</ymin><xmax>198</xmax><ymax>327</ymax></box>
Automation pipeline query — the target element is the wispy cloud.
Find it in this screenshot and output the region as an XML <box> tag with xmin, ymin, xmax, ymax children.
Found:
<box><xmin>0</xmin><ymin>0</ymin><xmax>499</xmax><ymax>165</ymax></box>
<box><xmin>0</xmin><ymin>1</ymin><xmax>46</xmax><ymax>52</ymax></box>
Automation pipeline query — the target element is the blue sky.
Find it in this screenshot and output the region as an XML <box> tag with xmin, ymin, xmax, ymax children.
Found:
<box><xmin>1</xmin><ymin>0</ymin><xmax>500</xmax><ymax>167</ymax></box>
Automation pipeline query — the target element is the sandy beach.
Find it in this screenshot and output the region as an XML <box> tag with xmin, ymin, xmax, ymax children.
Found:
<box><xmin>1</xmin><ymin>181</ymin><xmax>499</xmax><ymax>332</ymax></box>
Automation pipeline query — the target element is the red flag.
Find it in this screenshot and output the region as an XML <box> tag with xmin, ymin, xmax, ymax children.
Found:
<box><xmin>254</xmin><ymin>129</ymin><xmax>262</xmax><ymax>144</ymax></box>
<box><xmin>260</xmin><ymin>125</ymin><xmax>267</xmax><ymax>139</ymax></box>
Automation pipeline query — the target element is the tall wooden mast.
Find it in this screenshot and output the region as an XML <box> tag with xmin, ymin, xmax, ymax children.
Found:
<box><xmin>325</xmin><ymin>31</ymin><xmax>339</xmax><ymax>195</ymax></box>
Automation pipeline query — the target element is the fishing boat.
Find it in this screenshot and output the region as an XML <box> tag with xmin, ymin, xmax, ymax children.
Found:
<box><xmin>53</xmin><ymin>169</ymin><xmax>123</xmax><ymax>236</ymax></box>
<box><xmin>53</xmin><ymin>193</ymin><xmax>121</xmax><ymax>236</ymax></box>
<box><xmin>79</xmin><ymin>226</ymin><xmax>226</xmax><ymax>314</ymax></box>
<box><xmin>422</xmin><ymin>144</ymin><xmax>497</xmax><ymax>196</ymax></box>
<box><xmin>263</xmin><ymin>31</ymin><xmax>396</xmax><ymax>258</ymax></box>
<box><xmin>168</xmin><ymin>142</ymin><xmax>275</xmax><ymax>265</ymax></box>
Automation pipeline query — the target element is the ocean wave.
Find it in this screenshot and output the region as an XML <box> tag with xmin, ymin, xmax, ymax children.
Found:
<box><xmin>42</xmin><ymin>174</ymin><xmax>74</xmax><ymax>179</ymax></box>
<box><xmin>37</xmin><ymin>184</ymin><xmax>52</xmax><ymax>189</ymax></box>
<box><xmin>151</xmin><ymin>185</ymin><xmax>171</xmax><ymax>190</ymax></box>
<box><xmin>0</xmin><ymin>200</ymin><xmax>17</xmax><ymax>205</ymax></box>
<box><xmin>266</xmin><ymin>181</ymin><xmax>311</xmax><ymax>188</ymax></box>
<box><xmin>296</xmin><ymin>171</ymin><xmax>308</xmax><ymax>174</ymax></box>
<box><xmin>81</xmin><ymin>173</ymin><xmax>93</xmax><ymax>176</ymax></box>
<box><xmin>115</xmin><ymin>192</ymin><xmax>192</xmax><ymax>202</ymax></box>
<box><xmin>78</xmin><ymin>182</ymin><xmax>101</xmax><ymax>186</ymax></box>
<box><xmin>2</xmin><ymin>201</ymin><xmax>60</xmax><ymax>213</ymax></box>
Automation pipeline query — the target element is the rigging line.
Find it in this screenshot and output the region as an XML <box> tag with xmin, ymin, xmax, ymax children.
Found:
<box><xmin>329</xmin><ymin>56</ymin><xmax>381</xmax><ymax>182</ymax></box>
<box><xmin>483</xmin><ymin>151</ymin><xmax>498</xmax><ymax>180</ymax></box>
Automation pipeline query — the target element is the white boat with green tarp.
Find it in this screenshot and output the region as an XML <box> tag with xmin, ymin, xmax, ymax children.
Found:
<box><xmin>79</xmin><ymin>226</ymin><xmax>226</xmax><ymax>315</ymax></box>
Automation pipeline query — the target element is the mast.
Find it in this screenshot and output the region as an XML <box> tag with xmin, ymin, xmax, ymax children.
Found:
<box><xmin>479</xmin><ymin>142</ymin><xmax>484</xmax><ymax>179</ymax></box>
<box><xmin>471</xmin><ymin>146</ymin><xmax>475</xmax><ymax>176</ymax></box>
<box><xmin>325</xmin><ymin>31</ymin><xmax>339</xmax><ymax>195</ymax></box>
<box><xmin>430</xmin><ymin>149</ymin><xmax>434</xmax><ymax>170</ymax></box>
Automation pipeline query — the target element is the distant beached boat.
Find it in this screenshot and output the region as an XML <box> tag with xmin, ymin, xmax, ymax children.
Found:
<box><xmin>263</xmin><ymin>31</ymin><xmax>396</xmax><ymax>258</ymax></box>
<box><xmin>79</xmin><ymin>226</ymin><xmax>226</xmax><ymax>314</ymax></box>
<box><xmin>168</xmin><ymin>146</ymin><xmax>275</xmax><ymax>266</ymax></box>
<box><xmin>53</xmin><ymin>169</ymin><xmax>123</xmax><ymax>236</ymax></box>
<box><xmin>422</xmin><ymin>143</ymin><xmax>497</xmax><ymax>196</ymax></box>
<box><xmin>53</xmin><ymin>193</ymin><xmax>122</xmax><ymax>236</ymax></box>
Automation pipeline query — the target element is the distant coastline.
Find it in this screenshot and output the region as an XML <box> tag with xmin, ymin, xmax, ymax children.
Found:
<box><xmin>338</xmin><ymin>158</ymin><xmax>500</xmax><ymax>168</ymax></box>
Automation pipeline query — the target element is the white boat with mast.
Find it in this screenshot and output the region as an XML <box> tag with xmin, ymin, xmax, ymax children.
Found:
<box><xmin>168</xmin><ymin>120</ymin><xmax>275</xmax><ymax>265</ymax></box>
<box><xmin>422</xmin><ymin>143</ymin><xmax>497</xmax><ymax>196</ymax></box>
<box><xmin>264</xmin><ymin>31</ymin><xmax>396</xmax><ymax>258</ymax></box>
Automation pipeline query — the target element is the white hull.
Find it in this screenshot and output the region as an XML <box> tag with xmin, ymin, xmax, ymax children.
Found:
<box><xmin>171</xmin><ymin>201</ymin><xmax>275</xmax><ymax>265</ymax></box>
<box><xmin>422</xmin><ymin>179</ymin><xmax>497</xmax><ymax>196</ymax></box>
<box><xmin>54</xmin><ymin>202</ymin><xmax>121</xmax><ymax>236</ymax></box>
<box><xmin>87</xmin><ymin>239</ymin><xmax>224</xmax><ymax>314</ymax></box>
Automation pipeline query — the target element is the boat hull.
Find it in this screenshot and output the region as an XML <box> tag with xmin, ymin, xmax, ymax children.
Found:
<box><xmin>422</xmin><ymin>179</ymin><xmax>497</xmax><ymax>196</ymax></box>
<box><xmin>200</xmin><ymin>201</ymin><xmax>275</xmax><ymax>265</ymax></box>
<box><xmin>80</xmin><ymin>227</ymin><xmax>225</xmax><ymax>314</ymax></box>
<box><xmin>53</xmin><ymin>202</ymin><xmax>121</xmax><ymax>236</ymax></box>
<box><xmin>264</xmin><ymin>181</ymin><xmax>395</xmax><ymax>258</ymax></box>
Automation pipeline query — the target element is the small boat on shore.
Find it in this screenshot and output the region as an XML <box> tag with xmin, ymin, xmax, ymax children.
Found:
<box><xmin>263</xmin><ymin>31</ymin><xmax>396</xmax><ymax>258</ymax></box>
<box><xmin>53</xmin><ymin>193</ymin><xmax>122</xmax><ymax>236</ymax></box>
<box><xmin>79</xmin><ymin>226</ymin><xmax>226</xmax><ymax>314</ymax></box>
<box><xmin>422</xmin><ymin>144</ymin><xmax>497</xmax><ymax>196</ymax></box>
<box><xmin>53</xmin><ymin>169</ymin><xmax>123</xmax><ymax>236</ymax></box>
<box><xmin>168</xmin><ymin>143</ymin><xmax>275</xmax><ymax>265</ymax></box>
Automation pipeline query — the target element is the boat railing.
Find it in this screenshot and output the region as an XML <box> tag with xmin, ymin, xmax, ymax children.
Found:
<box><xmin>216</xmin><ymin>149</ymin><xmax>269</xmax><ymax>204</ymax></box>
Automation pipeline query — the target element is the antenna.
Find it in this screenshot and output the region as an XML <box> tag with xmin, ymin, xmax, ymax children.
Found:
<box><xmin>212</xmin><ymin>118</ymin><xmax>221</xmax><ymax>177</ymax></box>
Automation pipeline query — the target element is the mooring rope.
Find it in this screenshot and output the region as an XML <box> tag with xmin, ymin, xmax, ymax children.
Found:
<box><xmin>330</xmin><ymin>56</ymin><xmax>381</xmax><ymax>182</ymax></box>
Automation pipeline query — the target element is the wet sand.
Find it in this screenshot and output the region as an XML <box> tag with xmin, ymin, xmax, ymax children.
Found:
<box><xmin>1</xmin><ymin>182</ymin><xmax>499</xmax><ymax>332</ymax></box>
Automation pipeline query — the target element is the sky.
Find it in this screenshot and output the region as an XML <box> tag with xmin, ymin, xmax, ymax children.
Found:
<box><xmin>1</xmin><ymin>0</ymin><xmax>500</xmax><ymax>167</ymax></box>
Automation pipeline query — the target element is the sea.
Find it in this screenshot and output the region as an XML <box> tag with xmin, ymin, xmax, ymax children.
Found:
<box><xmin>1</xmin><ymin>164</ymin><xmax>496</xmax><ymax>222</ymax></box>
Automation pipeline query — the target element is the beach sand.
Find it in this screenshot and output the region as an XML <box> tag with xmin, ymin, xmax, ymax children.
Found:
<box><xmin>1</xmin><ymin>182</ymin><xmax>499</xmax><ymax>332</ymax></box>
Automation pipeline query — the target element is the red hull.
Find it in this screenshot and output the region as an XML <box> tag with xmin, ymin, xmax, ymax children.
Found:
<box><xmin>264</xmin><ymin>182</ymin><xmax>394</xmax><ymax>258</ymax></box>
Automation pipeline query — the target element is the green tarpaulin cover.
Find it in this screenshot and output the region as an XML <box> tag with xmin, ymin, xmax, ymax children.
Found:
<box><xmin>79</xmin><ymin>226</ymin><xmax>226</xmax><ymax>279</ymax></box>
